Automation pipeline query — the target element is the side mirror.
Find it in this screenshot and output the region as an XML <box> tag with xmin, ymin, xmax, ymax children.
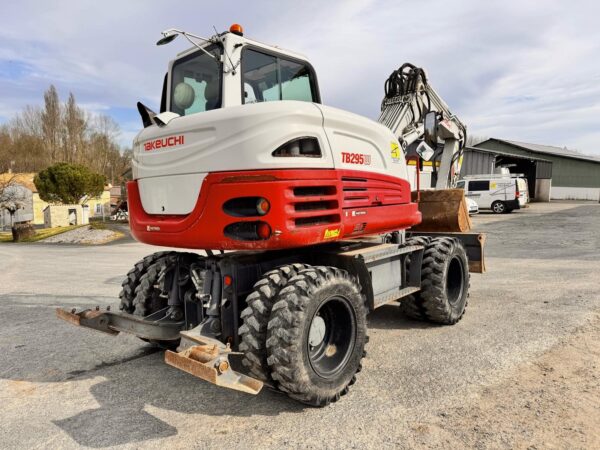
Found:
<box><xmin>424</xmin><ymin>111</ymin><xmax>438</xmax><ymax>148</ymax></box>
<box><xmin>137</xmin><ymin>102</ymin><xmax>157</xmax><ymax>129</ymax></box>
<box><xmin>416</xmin><ymin>141</ymin><xmax>435</xmax><ymax>162</ymax></box>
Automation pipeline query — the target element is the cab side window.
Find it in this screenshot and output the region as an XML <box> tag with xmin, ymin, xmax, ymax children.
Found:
<box><xmin>280</xmin><ymin>58</ymin><xmax>313</xmax><ymax>101</ymax></box>
<box><xmin>242</xmin><ymin>49</ymin><xmax>317</xmax><ymax>104</ymax></box>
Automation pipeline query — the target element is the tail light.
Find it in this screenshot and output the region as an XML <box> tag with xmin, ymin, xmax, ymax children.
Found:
<box><xmin>256</xmin><ymin>198</ymin><xmax>270</xmax><ymax>215</ymax></box>
<box><xmin>257</xmin><ymin>222</ymin><xmax>271</xmax><ymax>239</ymax></box>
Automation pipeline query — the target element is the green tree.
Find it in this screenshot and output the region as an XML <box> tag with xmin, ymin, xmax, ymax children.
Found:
<box><xmin>34</xmin><ymin>163</ymin><xmax>106</xmax><ymax>204</ymax></box>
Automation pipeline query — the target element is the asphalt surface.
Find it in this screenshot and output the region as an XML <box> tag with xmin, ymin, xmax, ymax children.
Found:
<box><xmin>0</xmin><ymin>202</ymin><xmax>599</xmax><ymax>449</ymax></box>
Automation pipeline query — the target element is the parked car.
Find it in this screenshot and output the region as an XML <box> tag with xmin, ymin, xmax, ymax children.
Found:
<box><xmin>465</xmin><ymin>197</ymin><xmax>479</xmax><ymax>215</ymax></box>
<box><xmin>457</xmin><ymin>175</ymin><xmax>529</xmax><ymax>214</ymax></box>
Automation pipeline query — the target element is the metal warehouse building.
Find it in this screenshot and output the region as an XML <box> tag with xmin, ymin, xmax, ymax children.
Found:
<box><xmin>461</xmin><ymin>138</ymin><xmax>600</xmax><ymax>201</ymax></box>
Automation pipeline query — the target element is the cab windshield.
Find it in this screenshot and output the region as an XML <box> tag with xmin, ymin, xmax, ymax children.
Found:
<box><xmin>170</xmin><ymin>45</ymin><xmax>222</xmax><ymax>116</ymax></box>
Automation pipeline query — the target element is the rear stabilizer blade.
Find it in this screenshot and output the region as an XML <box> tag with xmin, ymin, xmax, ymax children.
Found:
<box><xmin>165</xmin><ymin>344</ymin><xmax>263</xmax><ymax>395</ymax></box>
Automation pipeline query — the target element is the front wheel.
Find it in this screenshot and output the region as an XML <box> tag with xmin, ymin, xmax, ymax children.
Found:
<box><xmin>491</xmin><ymin>200</ymin><xmax>506</xmax><ymax>214</ymax></box>
<box><xmin>266</xmin><ymin>266</ymin><xmax>368</xmax><ymax>407</ymax></box>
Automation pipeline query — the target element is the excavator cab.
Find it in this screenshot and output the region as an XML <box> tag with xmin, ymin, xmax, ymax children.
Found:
<box><xmin>147</xmin><ymin>25</ymin><xmax>321</xmax><ymax>129</ymax></box>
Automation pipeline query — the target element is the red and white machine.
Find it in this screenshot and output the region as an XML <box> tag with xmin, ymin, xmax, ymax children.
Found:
<box><xmin>130</xmin><ymin>25</ymin><xmax>465</xmax><ymax>250</ymax></box>
<box><xmin>57</xmin><ymin>24</ymin><xmax>480</xmax><ymax>407</ymax></box>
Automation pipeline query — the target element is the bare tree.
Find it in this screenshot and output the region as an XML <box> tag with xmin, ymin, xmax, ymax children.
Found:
<box><xmin>0</xmin><ymin>175</ymin><xmax>28</xmax><ymax>229</ymax></box>
<box><xmin>62</xmin><ymin>92</ymin><xmax>87</xmax><ymax>164</ymax></box>
<box><xmin>41</xmin><ymin>85</ymin><xmax>62</xmax><ymax>162</ymax></box>
<box><xmin>1</xmin><ymin>84</ymin><xmax>129</xmax><ymax>183</ymax></box>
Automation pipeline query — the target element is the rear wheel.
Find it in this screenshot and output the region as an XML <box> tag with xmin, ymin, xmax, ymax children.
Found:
<box><xmin>132</xmin><ymin>253</ymin><xmax>201</xmax><ymax>349</ymax></box>
<box><xmin>491</xmin><ymin>200</ymin><xmax>506</xmax><ymax>214</ymax></box>
<box><xmin>405</xmin><ymin>237</ymin><xmax>470</xmax><ymax>324</ymax></box>
<box><xmin>132</xmin><ymin>258</ymin><xmax>170</xmax><ymax>317</ymax></box>
<box><xmin>399</xmin><ymin>236</ymin><xmax>431</xmax><ymax>320</ymax></box>
<box><xmin>118</xmin><ymin>251</ymin><xmax>172</xmax><ymax>313</ymax></box>
<box><xmin>238</xmin><ymin>264</ymin><xmax>308</xmax><ymax>384</ymax></box>
<box><xmin>266</xmin><ymin>266</ymin><xmax>368</xmax><ymax>406</ymax></box>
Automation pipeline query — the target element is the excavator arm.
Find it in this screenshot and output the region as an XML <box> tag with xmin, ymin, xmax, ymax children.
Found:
<box><xmin>377</xmin><ymin>63</ymin><xmax>467</xmax><ymax>189</ymax></box>
<box><xmin>378</xmin><ymin>63</ymin><xmax>472</xmax><ymax>233</ymax></box>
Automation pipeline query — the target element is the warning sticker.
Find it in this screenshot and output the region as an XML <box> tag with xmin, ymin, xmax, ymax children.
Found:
<box><xmin>390</xmin><ymin>142</ymin><xmax>401</xmax><ymax>163</ymax></box>
<box><xmin>324</xmin><ymin>228</ymin><xmax>341</xmax><ymax>239</ymax></box>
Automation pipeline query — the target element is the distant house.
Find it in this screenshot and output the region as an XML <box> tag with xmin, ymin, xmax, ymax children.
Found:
<box><xmin>84</xmin><ymin>188</ymin><xmax>112</xmax><ymax>219</ymax></box>
<box><xmin>109</xmin><ymin>185</ymin><xmax>122</xmax><ymax>209</ymax></box>
<box><xmin>0</xmin><ymin>172</ymin><xmax>112</xmax><ymax>228</ymax></box>
<box><xmin>0</xmin><ymin>172</ymin><xmax>48</xmax><ymax>227</ymax></box>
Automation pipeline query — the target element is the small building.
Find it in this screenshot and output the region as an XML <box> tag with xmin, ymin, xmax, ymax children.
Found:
<box><xmin>470</xmin><ymin>139</ymin><xmax>600</xmax><ymax>201</ymax></box>
<box><xmin>43</xmin><ymin>204</ymin><xmax>87</xmax><ymax>228</ymax></box>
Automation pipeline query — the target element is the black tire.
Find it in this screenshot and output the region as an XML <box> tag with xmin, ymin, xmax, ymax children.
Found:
<box><xmin>412</xmin><ymin>237</ymin><xmax>470</xmax><ymax>324</ymax></box>
<box><xmin>132</xmin><ymin>257</ymin><xmax>170</xmax><ymax>317</ymax></box>
<box><xmin>118</xmin><ymin>251</ymin><xmax>172</xmax><ymax>313</ymax></box>
<box><xmin>132</xmin><ymin>254</ymin><xmax>200</xmax><ymax>349</ymax></box>
<box><xmin>266</xmin><ymin>266</ymin><xmax>368</xmax><ymax>407</ymax></box>
<box><xmin>238</xmin><ymin>264</ymin><xmax>308</xmax><ymax>384</ymax></box>
<box><xmin>491</xmin><ymin>200</ymin><xmax>506</xmax><ymax>214</ymax></box>
<box><xmin>399</xmin><ymin>236</ymin><xmax>431</xmax><ymax>320</ymax></box>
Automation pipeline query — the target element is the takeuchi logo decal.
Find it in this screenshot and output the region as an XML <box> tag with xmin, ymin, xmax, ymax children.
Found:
<box><xmin>144</xmin><ymin>135</ymin><xmax>185</xmax><ymax>151</ymax></box>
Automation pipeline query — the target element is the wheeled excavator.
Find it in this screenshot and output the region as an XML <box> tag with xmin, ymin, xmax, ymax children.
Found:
<box><xmin>57</xmin><ymin>24</ymin><xmax>484</xmax><ymax>406</ymax></box>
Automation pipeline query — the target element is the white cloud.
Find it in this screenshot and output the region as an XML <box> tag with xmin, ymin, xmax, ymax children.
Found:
<box><xmin>1</xmin><ymin>0</ymin><xmax>599</xmax><ymax>154</ymax></box>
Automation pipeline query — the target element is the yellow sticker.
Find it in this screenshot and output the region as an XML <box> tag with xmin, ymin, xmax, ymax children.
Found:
<box><xmin>490</xmin><ymin>182</ymin><xmax>497</xmax><ymax>189</ymax></box>
<box><xmin>390</xmin><ymin>142</ymin><xmax>400</xmax><ymax>161</ymax></box>
<box><xmin>324</xmin><ymin>228</ymin><xmax>341</xmax><ymax>239</ymax></box>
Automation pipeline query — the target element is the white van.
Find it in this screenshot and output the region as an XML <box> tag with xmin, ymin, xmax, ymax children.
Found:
<box><xmin>457</xmin><ymin>175</ymin><xmax>529</xmax><ymax>214</ymax></box>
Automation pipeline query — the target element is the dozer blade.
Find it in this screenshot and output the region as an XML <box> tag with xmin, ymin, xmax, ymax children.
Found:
<box><xmin>165</xmin><ymin>332</ymin><xmax>263</xmax><ymax>395</ymax></box>
<box><xmin>411</xmin><ymin>188</ymin><xmax>472</xmax><ymax>233</ymax></box>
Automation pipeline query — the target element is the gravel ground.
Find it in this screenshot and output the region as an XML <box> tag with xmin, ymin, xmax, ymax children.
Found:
<box><xmin>41</xmin><ymin>225</ymin><xmax>123</xmax><ymax>244</ymax></box>
<box><xmin>0</xmin><ymin>201</ymin><xmax>598</xmax><ymax>449</ymax></box>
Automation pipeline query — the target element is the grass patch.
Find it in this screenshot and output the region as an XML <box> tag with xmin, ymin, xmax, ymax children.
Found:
<box><xmin>0</xmin><ymin>225</ymin><xmax>85</xmax><ymax>243</ymax></box>
<box><xmin>89</xmin><ymin>221</ymin><xmax>108</xmax><ymax>230</ymax></box>
<box><xmin>0</xmin><ymin>232</ymin><xmax>13</xmax><ymax>242</ymax></box>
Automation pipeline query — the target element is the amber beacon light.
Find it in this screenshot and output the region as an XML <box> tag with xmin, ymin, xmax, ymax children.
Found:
<box><xmin>229</xmin><ymin>23</ymin><xmax>244</xmax><ymax>36</ymax></box>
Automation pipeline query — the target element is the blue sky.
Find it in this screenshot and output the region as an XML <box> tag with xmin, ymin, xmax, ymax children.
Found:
<box><xmin>1</xmin><ymin>0</ymin><xmax>599</xmax><ymax>155</ymax></box>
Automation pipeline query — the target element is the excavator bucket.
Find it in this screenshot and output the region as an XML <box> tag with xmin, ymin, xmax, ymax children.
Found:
<box><xmin>410</xmin><ymin>189</ymin><xmax>472</xmax><ymax>233</ymax></box>
<box><xmin>165</xmin><ymin>331</ymin><xmax>263</xmax><ymax>395</ymax></box>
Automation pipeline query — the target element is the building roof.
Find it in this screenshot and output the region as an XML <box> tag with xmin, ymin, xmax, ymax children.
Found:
<box><xmin>478</xmin><ymin>138</ymin><xmax>600</xmax><ymax>163</ymax></box>
<box><xmin>0</xmin><ymin>172</ymin><xmax>37</xmax><ymax>192</ymax></box>
<box><xmin>466</xmin><ymin>146</ymin><xmax>552</xmax><ymax>163</ymax></box>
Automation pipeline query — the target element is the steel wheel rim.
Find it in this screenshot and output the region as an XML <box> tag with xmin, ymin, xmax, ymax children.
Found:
<box><xmin>307</xmin><ymin>296</ymin><xmax>357</xmax><ymax>379</ymax></box>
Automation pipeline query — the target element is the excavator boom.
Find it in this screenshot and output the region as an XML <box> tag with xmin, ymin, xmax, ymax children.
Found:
<box><xmin>378</xmin><ymin>63</ymin><xmax>470</xmax><ymax>231</ymax></box>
